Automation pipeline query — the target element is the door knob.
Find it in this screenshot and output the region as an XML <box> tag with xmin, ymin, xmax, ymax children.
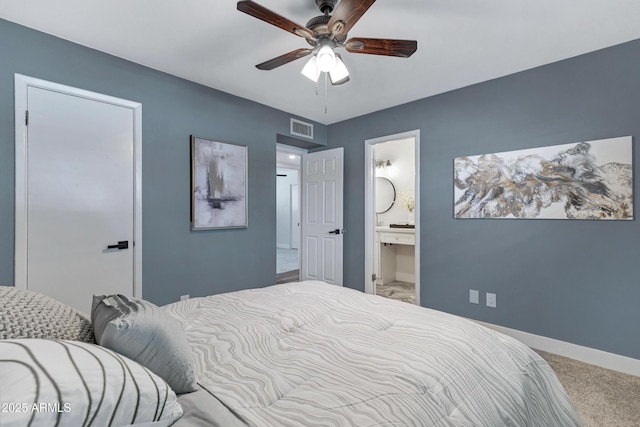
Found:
<box><xmin>328</xmin><ymin>229</ymin><xmax>345</xmax><ymax>235</ymax></box>
<box><xmin>107</xmin><ymin>240</ymin><xmax>129</xmax><ymax>250</ymax></box>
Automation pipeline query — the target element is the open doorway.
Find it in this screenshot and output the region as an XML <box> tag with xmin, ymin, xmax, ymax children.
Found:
<box><xmin>276</xmin><ymin>145</ymin><xmax>305</xmax><ymax>283</ymax></box>
<box><xmin>364</xmin><ymin>130</ymin><xmax>420</xmax><ymax>305</ymax></box>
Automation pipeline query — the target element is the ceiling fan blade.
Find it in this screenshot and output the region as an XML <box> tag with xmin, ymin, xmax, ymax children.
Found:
<box><xmin>237</xmin><ymin>1</ymin><xmax>315</xmax><ymax>40</ymax></box>
<box><xmin>327</xmin><ymin>0</ymin><xmax>376</xmax><ymax>38</ymax></box>
<box><xmin>256</xmin><ymin>48</ymin><xmax>314</xmax><ymax>70</ymax></box>
<box><xmin>345</xmin><ymin>38</ymin><xmax>417</xmax><ymax>58</ymax></box>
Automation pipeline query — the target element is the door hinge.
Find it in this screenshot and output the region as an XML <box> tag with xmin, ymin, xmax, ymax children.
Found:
<box><xmin>371</xmin><ymin>273</ymin><xmax>377</xmax><ymax>282</ymax></box>
<box><xmin>25</xmin><ymin>110</ymin><xmax>29</xmax><ymax>126</ymax></box>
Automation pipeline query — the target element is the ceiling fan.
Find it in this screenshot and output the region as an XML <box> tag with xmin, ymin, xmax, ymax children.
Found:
<box><xmin>237</xmin><ymin>0</ymin><xmax>417</xmax><ymax>85</ymax></box>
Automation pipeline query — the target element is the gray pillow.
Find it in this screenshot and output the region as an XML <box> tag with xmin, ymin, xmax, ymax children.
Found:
<box><xmin>91</xmin><ymin>294</ymin><xmax>197</xmax><ymax>394</ymax></box>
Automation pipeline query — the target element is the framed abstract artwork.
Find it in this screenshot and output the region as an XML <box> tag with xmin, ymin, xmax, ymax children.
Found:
<box><xmin>454</xmin><ymin>136</ymin><xmax>633</xmax><ymax>220</ymax></box>
<box><xmin>191</xmin><ymin>136</ymin><xmax>248</xmax><ymax>230</ymax></box>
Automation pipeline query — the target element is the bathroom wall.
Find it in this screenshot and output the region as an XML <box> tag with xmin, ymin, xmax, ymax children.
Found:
<box><xmin>374</xmin><ymin>138</ymin><xmax>415</xmax><ymax>226</ymax></box>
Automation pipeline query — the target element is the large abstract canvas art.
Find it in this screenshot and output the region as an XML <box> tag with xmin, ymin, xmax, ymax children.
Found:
<box><xmin>454</xmin><ymin>136</ymin><xmax>633</xmax><ymax>220</ymax></box>
<box><xmin>191</xmin><ymin>136</ymin><xmax>248</xmax><ymax>230</ymax></box>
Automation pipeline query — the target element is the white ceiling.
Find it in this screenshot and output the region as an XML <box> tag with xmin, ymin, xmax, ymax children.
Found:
<box><xmin>2</xmin><ymin>1</ymin><xmax>640</xmax><ymax>124</ymax></box>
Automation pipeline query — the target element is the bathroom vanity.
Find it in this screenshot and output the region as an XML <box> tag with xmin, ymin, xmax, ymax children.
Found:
<box><xmin>374</xmin><ymin>227</ymin><xmax>416</xmax><ymax>285</ymax></box>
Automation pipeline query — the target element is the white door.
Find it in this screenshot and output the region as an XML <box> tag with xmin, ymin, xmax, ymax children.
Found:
<box><xmin>300</xmin><ymin>148</ymin><xmax>344</xmax><ymax>286</ymax></box>
<box><xmin>290</xmin><ymin>184</ymin><xmax>300</xmax><ymax>250</ymax></box>
<box><xmin>15</xmin><ymin>75</ymin><xmax>142</xmax><ymax>314</ymax></box>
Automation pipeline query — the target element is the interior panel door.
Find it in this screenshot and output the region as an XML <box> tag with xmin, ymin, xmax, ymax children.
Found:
<box><xmin>300</xmin><ymin>148</ymin><xmax>344</xmax><ymax>286</ymax></box>
<box><xmin>25</xmin><ymin>85</ymin><xmax>135</xmax><ymax>313</ymax></box>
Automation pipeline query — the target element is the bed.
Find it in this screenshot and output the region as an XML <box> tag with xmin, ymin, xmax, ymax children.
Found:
<box><xmin>166</xmin><ymin>281</ymin><xmax>582</xmax><ymax>426</ymax></box>
<box><xmin>0</xmin><ymin>281</ymin><xmax>581</xmax><ymax>426</ymax></box>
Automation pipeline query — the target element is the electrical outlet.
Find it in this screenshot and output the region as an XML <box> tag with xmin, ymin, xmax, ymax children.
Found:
<box><xmin>469</xmin><ymin>289</ymin><xmax>479</xmax><ymax>304</ymax></box>
<box><xmin>486</xmin><ymin>293</ymin><xmax>497</xmax><ymax>308</ymax></box>
<box><xmin>180</xmin><ymin>294</ymin><xmax>190</xmax><ymax>301</ymax></box>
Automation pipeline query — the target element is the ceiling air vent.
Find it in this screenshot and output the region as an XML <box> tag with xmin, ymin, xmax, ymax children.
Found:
<box><xmin>290</xmin><ymin>118</ymin><xmax>314</xmax><ymax>140</ymax></box>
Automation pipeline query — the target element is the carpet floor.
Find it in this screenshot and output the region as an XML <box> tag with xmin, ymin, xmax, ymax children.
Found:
<box><xmin>536</xmin><ymin>350</ymin><xmax>640</xmax><ymax>426</ymax></box>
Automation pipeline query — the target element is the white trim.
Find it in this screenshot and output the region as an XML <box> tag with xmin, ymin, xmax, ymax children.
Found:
<box><xmin>14</xmin><ymin>77</ymin><xmax>28</xmax><ymax>290</ymax></box>
<box><xmin>475</xmin><ymin>320</ymin><xmax>640</xmax><ymax>377</ymax></box>
<box><xmin>133</xmin><ymin>99</ymin><xmax>143</xmax><ymax>300</ymax></box>
<box><xmin>414</xmin><ymin>132</ymin><xmax>420</xmax><ymax>304</ymax></box>
<box><xmin>14</xmin><ymin>74</ymin><xmax>143</xmax><ymax>299</ymax></box>
<box><xmin>277</xmin><ymin>144</ymin><xmax>305</xmax><ymax>267</ymax></box>
<box><xmin>276</xmin><ymin>243</ymin><xmax>291</xmax><ymax>249</ymax></box>
<box><xmin>290</xmin><ymin>183</ymin><xmax>300</xmax><ymax>252</ymax></box>
<box><xmin>364</xmin><ymin>130</ymin><xmax>421</xmax><ymax>304</ymax></box>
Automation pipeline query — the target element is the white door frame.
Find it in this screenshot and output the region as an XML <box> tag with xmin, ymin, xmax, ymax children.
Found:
<box><xmin>14</xmin><ymin>74</ymin><xmax>143</xmax><ymax>298</ymax></box>
<box><xmin>290</xmin><ymin>183</ymin><xmax>300</xmax><ymax>251</ymax></box>
<box><xmin>364</xmin><ymin>130</ymin><xmax>420</xmax><ymax>303</ymax></box>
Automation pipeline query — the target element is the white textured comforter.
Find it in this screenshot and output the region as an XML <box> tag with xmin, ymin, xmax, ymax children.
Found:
<box><xmin>165</xmin><ymin>281</ymin><xmax>581</xmax><ymax>426</ymax></box>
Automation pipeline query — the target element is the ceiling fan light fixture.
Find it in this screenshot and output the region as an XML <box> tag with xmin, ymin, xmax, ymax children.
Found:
<box><xmin>329</xmin><ymin>56</ymin><xmax>349</xmax><ymax>84</ymax></box>
<box><xmin>317</xmin><ymin>44</ymin><xmax>336</xmax><ymax>72</ymax></box>
<box><xmin>239</xmin><ymin>0</ymin><xmax>419</xmax><ymax>87</ymax></box>
<box><xmin>301</xmin><ymin>56</ymin><xmax>321</xmax><ymax>82</ymax></box>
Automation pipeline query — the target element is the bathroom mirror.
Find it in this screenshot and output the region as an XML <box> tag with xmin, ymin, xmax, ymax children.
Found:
<box><xmin>376</xmin><ymin>177</ymin><xmax>396</xmax><ymax>213</ymax></box>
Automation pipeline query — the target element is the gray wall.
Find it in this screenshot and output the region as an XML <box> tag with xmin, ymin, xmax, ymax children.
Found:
<box><xmin>328</xmin><ymin>39</ymin><xmax>640</xmax><ymax>360</ymax></box>
<box><xmin>2</xmin><ymin>18</ymin><xmax>639</xmax><ymax>360</ymax></box>
<box><xmin>0</xmin><ymin>19</ymin><xmax>326</xmax><ymax>305</ymax></box>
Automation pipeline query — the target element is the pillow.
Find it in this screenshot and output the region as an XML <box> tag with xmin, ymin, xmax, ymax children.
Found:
<box><xmin>91</xmin><ymin>294</ymin><xmax>197</xmax><ymax>394</ymax></box>
<box><xmin>0</xmin><ymin>339</ymin><xmax>183</xmax><ymax>427</ymax></box>
<box><xmin>0</xmin><ymin>286</ymin><xmax>94</xmax><ymax>342</ymax></box>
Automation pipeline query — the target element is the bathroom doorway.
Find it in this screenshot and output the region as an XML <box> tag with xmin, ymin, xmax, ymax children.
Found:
<box><xmin>276</xmin><ymin>145</ymin><xmax>305</xmax><ymax>283</ymax></box>
<box><xmin>364</xmin><ymin>130</ymin><xmax>420</xmax><ymax>305</ymax></box>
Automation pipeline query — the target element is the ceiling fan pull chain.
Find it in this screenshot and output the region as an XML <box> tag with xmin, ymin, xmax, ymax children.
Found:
<box><xmin>324</xmin><ymin>72</ymin><xmax>328</xmax><ymax>114</ymax></box>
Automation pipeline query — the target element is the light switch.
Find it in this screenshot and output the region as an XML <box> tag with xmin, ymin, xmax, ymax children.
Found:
<box><xmin>469</xmin><ymin>289</ymin><xmax>479</xmax><ymax>304</ymax></box>
<box><xmin>486</xmin><ymin>293</ymin><xmax>497</xmax><ymax>308</ymax></box>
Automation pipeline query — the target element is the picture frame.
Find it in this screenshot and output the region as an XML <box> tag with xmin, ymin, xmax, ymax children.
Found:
<box><xmin>454</xmin><ymin>136</ymin><xmax>633</xmax><ymax>220</ymax></box>
<box><xmin>191</xmin><ymin>135</ymin><xmax>248</xmax><ymax>230</ymax></box>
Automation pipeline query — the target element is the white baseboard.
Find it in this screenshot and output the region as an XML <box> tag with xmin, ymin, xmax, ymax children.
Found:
<box><xmin>474</xmin><ymin>320</ymin><xmax>640</xmax><ymax>377</ymax></box>
<box><xmin>276</xmin><ymin>243</ymin><xmax>291</xmax><ymax>249</ymax></box>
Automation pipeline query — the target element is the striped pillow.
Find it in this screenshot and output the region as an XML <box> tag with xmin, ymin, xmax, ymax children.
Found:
<box><xmin>0</xmin><ymin>339</ymin><xmax>183</xmax><ymax>427</ymax></box>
